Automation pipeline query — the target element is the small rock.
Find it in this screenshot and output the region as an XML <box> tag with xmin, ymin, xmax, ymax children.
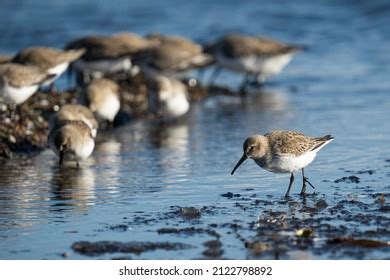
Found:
<box><xmin>8</xmin><ymin>135</ymin><xmax>16</xmax><ymax>143</ymax></box>
<box><xmin>108</xmin><ymin>224</ymin><xmax>128</xmax><ymax>232</ymax></box>
<box><xmin>221</xmin><ymin>192</ymin><xmax>241</xmax><ymax>199</ymax></box>
<box><xmin>111</xmin><ymin>255</ymin><xmax>132</xmax><ymax>260</ymax></box>
<box><xmin>179</xmin><ymin>207</ymin><xmax>201</xmax><ymax>219</ymax></box>
<box><xmin>315</xmin><ymin>199</ymin><xmax>328</xmax><ymax>209</ymax></box>
<box><xmin>188</xmin><ymin>79</ymin><xmax>197</xmax><ymax>87</ymax></box>
<box><xmin>327</xmin><ymin>237</ymin><xmax>390</xmax><ymax>248</ymax></box>
<box><xmin>295</xmin><ymin>228</ymin><xmax>314</xmax><ymax>237</ymax></box>
<box><xmin>72</xmin><ymin>241</ymin><xmax>192</xmax><ymax>257</ymax></box>
<box><xmin>334</xmin><ymin>176</ymin><xmax>360</xmax><ymax>184</ymax></box>
<box><xmin>379</xmin><ymin>205</ymin><xmax>390</xmax><ymax>212</ymax></box>
<box><xmin>376</xmin><ymin>194</ymin><xmax>385</xmax><ymax>205</ymax></box>
<box><xmin>202</xmin><ymin>240</ymin><xmax>223</xmax><ymax>258</ymax></box>
<box><xmin>39</xmin><ymin>99</ymin><xmax>49</xmax><ymax>106</ymax></box>
<box><xmin>356</xmin><ymin>170</ymin><xmax>375</xmax><ymax>175</ymax></box>
<box><xmin>246</xmin><ymin>242</ymin><xmax>270</xmax><ymax>256</ymax></box>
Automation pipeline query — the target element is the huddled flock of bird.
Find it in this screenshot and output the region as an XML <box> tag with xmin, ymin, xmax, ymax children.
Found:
<box><xmin>0</xmin><ymin>32</ymin><xmax>332</xmax><ymax>196</ymax></box>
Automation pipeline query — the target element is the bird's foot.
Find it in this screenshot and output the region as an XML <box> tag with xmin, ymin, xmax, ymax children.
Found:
<box><xmin>247</xmin><ymin>80</ymin><xmax>264</xmax><ymax>88</ymax></box>
<box><xmin>303</xmin><ymin>176</ymin><xmax>316</xmax><ymax>189</ymax></box>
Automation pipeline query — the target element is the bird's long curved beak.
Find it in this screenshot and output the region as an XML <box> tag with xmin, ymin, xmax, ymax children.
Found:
<box><xmin>231</xmin><ymin>154</ymin><xmax>247</xmax><ymax>175</ymax></box>
<box><xmin>59</xmin><ymin>150</ymin><xmax>64</xmax><ymax>168</ymax></box>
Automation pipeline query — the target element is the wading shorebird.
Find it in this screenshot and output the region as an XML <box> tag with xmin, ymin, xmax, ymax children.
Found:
<box><xmin>12</xmin><ymin>46</ymin><xmax>85</xmax><ymax>91</ymax></box>
<box><xmin>81</xmin><ymin>78</ymin><xmax>121</xmax><ymax>124</ymax></box>
<box><xmin>147</xmin><ymin>75</ymin><xmax>190</xmax><ymax>120</ymax></box>
<box><xmin>231</xmin><ymin>131</ymin><xmax>334</xmax><ymax>197</ymax></box>
<box><xmin>0</xmin><ymin>63</ymin><xmax>54</xmax><ymax>106</ymax></box>
<box><xmin>49</xmin><ymin>104</ymin><xmax>98</xmax><ymax>138</ymax></box>
<box><xmin>65</xmin><ymin>33</ymin><xmax>151</xmax><ymax>81</ymax></box>
<box><xmin>206</xmin><ymin>33</ymin><xmax>304</xmax><ymax>89</ymax></box>
<box><xmin>134</xmin><ymin>34</ymin><xmax>213</xmax><ymax>78</ymax></box>
<box><xmin>48</xmin><ymin>120</ymin><xmax>95</xmax><ymax>168</ymax></box>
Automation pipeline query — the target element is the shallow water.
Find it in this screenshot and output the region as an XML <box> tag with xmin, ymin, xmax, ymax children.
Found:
<box><xmin>0</xmin><ymin>0</ymin><xmax>390</xmax><ymax>259</ymax></box>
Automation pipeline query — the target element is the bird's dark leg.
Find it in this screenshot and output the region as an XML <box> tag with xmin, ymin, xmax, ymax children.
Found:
<box><xmin>17</xmin><ymin>103</ymin><xmax>25</xmax><ymax>117</ymax></box>
<box><xmin>9</xmin><ymin>104</ymin><xmax>18</xmax><ymax>120</ymax></box>
<box><xmin>75</xmin><ymin>71</ymin><xmax>90</xmax><ymax>88</ymax></box>
<box><xmin>59</xmin><ymin>150</ymin><xmax>64</xmax><ymax>169</ymax></box>
<box><xmin>208</xmin><ymin>66</ymin><xmax>221</xmax><ymax>87</ymax></box>
<box><xmin>300</xmin><ymin>168</ymin><xmax>307</xmax><ymax>195</ymax></box>
<box><xmin>75</xmin><ymin>71</ymin><xmax>84</xmax><ymax>87</ymax></box>
<box><xmin>305</xmin><ymin>178</ymin><xmax>315</xmax><ymax>189</ymax></box>
<box><xmin>107</xmin><ymin>120</ymin><xmax>114</xmax><ymax>129</ymax></box>
<box><xmin>239</xmin><ymin>72</ymin><xmax>251</xmax><ymax>93</ymax></box>
<box><xmin>67</xmin><ymin>67</ymin><xmax>73</xmax><ymax>88</ymax></box>
<box><xmin>247</xmin><ymin>73</ymin><xmax>265</xmax><ymax>88</ymax></box>
<box><xmin>301</xmin><ymin>168</ymin><xmax>315</xmax><ymax>196</ymax></box>
<box><xmin>285</xmin><ymin>173</ymin><xmax>294</xmax><ymax>197</ymax></box>
<box><xmin>49</xmin><ymin>83</ymin><xmax>58</xmax><ymax>94</ymax></box>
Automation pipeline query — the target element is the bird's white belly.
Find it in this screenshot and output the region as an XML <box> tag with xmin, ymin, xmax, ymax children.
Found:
<box><xmin>74</xmin><ymin>138</ymin><xmax>95</xmax><ymax>160</ymax></box>
<box><xmin>95</xmin><ymin>93</ymin><xmax>120</xmax><ymax>122</ymax></box>
<box><xmin>0</xmin><ymin>83</ymin><xmax>39</xmax><ymax>105</ymax></box>
<box><xmin>256</xmin><ymin>152</ymin><xmax>317</xmax><ymax>174</ymax></box>
<box><xmin>73</xmin><ymin>57</ymin><xmax>132</xmax><ymax>76</ymax></box>
<box><xmin>261</xmin><ymin>53</ymin><xmax>295</xmax><ymax>76</ymax></box>
<box><xmin>216</xmin><ymin>52</ymin><xmax>295</xmax><ymax>77</ymax></box>
<box><xmin>50</xmin><ymin>138</ymin><xmax>94</xmax><ymax>161</ymax></box>
<box><xmin>44</xmin><ymin>62</ymin><xmax>70</xmax><ymax>85</ymax></box>
<box><xmin>160</xmin><ymin>94</ymin><xmax>190</xmax><ymax>119</ymax></box>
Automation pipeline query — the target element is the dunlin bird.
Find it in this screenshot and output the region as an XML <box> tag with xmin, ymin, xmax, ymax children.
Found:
<box><xmin>148</xmin><ymin>75</ymin><xmax>190</xmax><ymax>120</ymax></box>
<box><xmin>49</xmin><ymin>104</ymin><xmax>98</xmax><ymax>137</ymax></box>
<box><xmin>134</xmin><ymin>34</ymin><xmax>213</xmax><ymax>78</ymax></box>
<box><xmin>231</xmin><ymin>131</ymin><xmax>334</xmax><ymax>197</ymax></box>
<box><xmin>206</xmin><ymin>34</ymin><xmax>304</xmax><ymax>88</ymax></box>
<box><xmin>0</xmin><ymin>63</ymin><xmax>54</xmax><ymax>105</ymax></box>
<box><xmin>81</xmin><ymin>78</ymin><xmax>121</xmax><ymax>123</ymax></box>
<box><xmin>12</xmin><ymin>46</ymin><xmax>85</xmax><ymax>90</ymax></box>
<box><xmin>65</xmin><ymin>33</ymin><xmax>150</xmax><ymax>80</ymax></box>
<box><xmin>48</xmin><ymin>120</ymin><xmax>95</xmax><ymax>168</ymax></box>
<box><xmin>146</xmin><ymin>33</ymin><xmax>204</xmax><ymax>51</ymax></box>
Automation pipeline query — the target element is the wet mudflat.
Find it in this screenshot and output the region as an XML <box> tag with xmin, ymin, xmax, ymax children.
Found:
<box><xmin>0</xmin><ymin>0</ymin><xmax>390</xmax><ymax>259</ymax></box>
<box><xmin>0</xmin><ymin>88</ymin><xmax>389</xmax><ymax>259</ymax></box>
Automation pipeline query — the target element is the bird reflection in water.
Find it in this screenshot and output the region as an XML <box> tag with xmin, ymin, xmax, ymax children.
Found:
<box><xmin>242</xmin><ymin>87</ymin><xmax>288</xmax><ymax>112</ymax></box>
<box><xmin>0</xmin><ymin>162</ymin><xmax>51</xmax><ymax>230</ymax></box>
<box><xmin>50</xmin><ymin>165</ymin><xmax>96</xmax><ymax>213</ymax></box>
<box><xmin>94</xmin><ymin>136</ymin><xmax>122</xmax><ymax>195</ymax></box>
<box><xmin>204</xmin><ymin>87</ymin><xmax>288</xmax><ymax>116</ymax></box>
<box><xmin>148</xmin><ymin>122</ymin><xmax>190</xmax><ymax>184</ymax></box>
